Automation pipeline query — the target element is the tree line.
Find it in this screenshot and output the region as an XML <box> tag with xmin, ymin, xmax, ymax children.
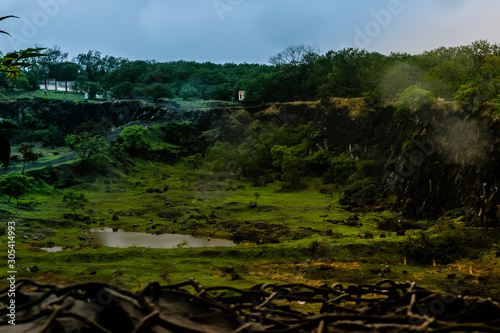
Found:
<box><xmin>2</xmin><ymin>40</ymin><xmax>500</xmax><ymax>110</ymax></box>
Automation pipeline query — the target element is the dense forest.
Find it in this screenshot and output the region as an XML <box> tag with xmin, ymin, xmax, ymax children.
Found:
<box><xmin>2</xmin><ymin>40</ymin><xmax>500</xmax><ymax>112</ymax></box>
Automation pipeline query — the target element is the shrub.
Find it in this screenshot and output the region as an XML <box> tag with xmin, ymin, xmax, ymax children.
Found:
<box><xmin>62</xmin><ymin>191</ymin><xmax>88</xmax><ymax>217</ymax></box>
<box><xmin>0</xmin><ymin>173</ymin><xmax>34</xmax><ymax>204</ymax></box>
<box><xmin>394</xmin><ymin>85</ymin><xmax>435</xmax><ymax>112</ymax></box>
<box><xmin>116</xmin><ymin>125</ymin><xmax>150</xmax><ymax>152</ymax></box>
<box><xmin>402</xmin><ymin>229</ymin><xmax>497</xmax><ymax>264</ymax></box>
<box><xmin>179</xmin><ymin>83</ymin><xmax>201</xmax><ymax>100</ymax></box>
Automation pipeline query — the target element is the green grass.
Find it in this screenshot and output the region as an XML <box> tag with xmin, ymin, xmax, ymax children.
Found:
<box><xmin>1</xmin><ymin>89</ymin><xmax>87</xmax><ymax>102</ymax></box>
<box><xmin>164</xmin><ymin>98</ymin><xmax>242</xmax><ymax>110</ymax></box>
<box><xmin>0</xmin><ymin>159</ymin><xmax>499</xmax><ymax>299</ymax></box>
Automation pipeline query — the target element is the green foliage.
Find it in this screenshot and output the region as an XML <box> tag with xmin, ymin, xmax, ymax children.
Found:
<box><xmin>144</xmin><ymin>82</ymin><xmax>173</xmax><ymax>102</ymax></box>
<box><xmin>62</xmin><ymin>191</ymin><xmax>88</xmax><ymax>217</ymax></box>
<box><xmin>271</xmin><ymin>144</ymin><xmax>306</xmax><ymax>189</ymax></box>
<box><xmin>116</xmin><ymin>125</ymin><xmax>150</xmax><ymax>152</ymax></box>
<box><xmin>394</xmin><ymin>85</ymin><xmax>435</xmax><ymax>112</ymax></box>
<box><xmin>303</xmin><ymin>150</ymin><xmax>334</xmax><ymax>177</ymax></box>
<box><xmin>85</xmin><ymin>82</ymin><xmax>104</xmax><ymax>99</ymax></box>
<box><xmin>492</xmin><ymin>94</ymin><xmax>500</xmax><ymax>117</ymax></box>
<box><xmin>0</xmin><ymin>172</ymin><xmax>34</xmax><ymax>204</ymax></box>
<box><xmin>179</xmin><ymin>83</ymin><xmax>201</xmax><ymax>100</ymax></box>
<box><xmin>65</xmin><ymin>134</ymin><xmax>108</xmax><ymax>162</ymax></box>
<box><xmin>322</xmin><ymin>153</ymin><xmax>355</xmax><ymax>184</ymax></box>
<box><xmin>43</xmin><ymin>126</ymin><xmax>65</xmax><ymax>145</ymax></box>
<box><xmin>111</xmin><ymin>81</ymin><xmax>135</xmax><ymax>99</ymax></box>
<box><xmin>0</xmin><ymin>45</ymin><xmax>46</xmax><ymax>82</ymax></box>
<box><xmin>24</xmin><ymin>109</ymin><xmax>46</xmax><ymax>129</ymax></box>
<box><xmin>380</xmin><ymin>61</ymin><xmax>422</xmax><ymax>101</ymax></box>
<box><xmin>18</xmin><ymin>143</ymin><xmax>42</xmax><ymax>174</ymax></box>
<box><xmin>402</xmin><ymin>229</ymin><xmax>496</xmax><ymax>264</ymax></box>
<box><xmin>184</xmin><ymin>153</ymin><xmax>203</xmax><ymax>174</ymax></box>
<box><xmin>205</xmin><ymin>141</ymin><xmax>241</xmax><ymax>173</ymax></box>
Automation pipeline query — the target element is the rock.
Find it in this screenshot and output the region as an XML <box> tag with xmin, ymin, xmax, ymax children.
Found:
<box><xmin>396</xmin><ymin>230</ymin><xmax>406</xmax><ymax>236</ymax></box>
<box><xmin>146</xmin><ymin>188</ymin><xmax>154</xmax><ymax>193</ymax></box>
<box><xmin>30</xmin><ymin>265</ymin><xmax>39</xmax><ymax>273</ymax></box>
<box><xmin>132</xmin><ymin>224</ymin><xmax>139</xmax><ymax>228</ymax></box>
<box><xmin>402</xmin><ymin>270</ymin><xmax>408</xmax><ymax>274</ymax></box>
<box><xmin>370</xmin><ymin>268</ymin><xmax>381</xmax><ymax>274</ymax></box>
<box><xmin>249</xmin><ymin>202</ymin><xmax>257</xmax><ymax>209</ymax></box>
<box><xmin>154</xmin><ymin>188</ymin><xmax>164</xmax><ymax>193</ymax></box>
<box><xmin>383</xmin><ymin>267</ymin><xmax>391</xmax><ymax>273</ymax></box>
<box><xmin>90</xmin><ymin>270</ymin><xmax>97</xmax><ymax>275</ymax></box>
<box><xmin>231</xmin><ymin>274</ymin><xmax>241</xmax><ymax>281</ymax></box>
<box><xmin>112</xmin><ymin>215</ymin><xmax>119</xmax><ymax>221</ymax></box>
<box><xmin>112</xmin><ymin>228</ymin><xmax>119</xmax><ymax>232</ymax></box>
<box><xmin>209</xmin><ymin>210</ymin><xmax>217</xmax><ymax>218</ymax></box>
<box><xmin>380</xmin><ymin>233</ymin><xmax>387</xmax><ymax>238</ymax></box>
<box><xmin>151</xmin><ymin>225</ymin><xmax>157</xmax><ymax>230</ymax></box>
<box><xmin>254</xmin><ymin>221</ymin><xmax>267</xmax><ymax>229</ymax></box>
<box><xmin>447</xmin><ymin>273</ymin><xmax>457</xmax><ymax>279</ymax></box>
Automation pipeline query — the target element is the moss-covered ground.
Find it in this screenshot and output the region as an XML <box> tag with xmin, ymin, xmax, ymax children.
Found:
<box><xmin>1</xmin><ymin>158</ymin><xmax>499</xmax><ymax>300</ymax></box>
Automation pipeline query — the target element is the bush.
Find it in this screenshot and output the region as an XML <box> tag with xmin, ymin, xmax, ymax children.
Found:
<box><xmin>394</xmin><ymin>85</ymin><xmax>435</xmax><ymax>112</ymax></box>
<box><xmin>43</xmin><ymin>126</ymin><xmax>65</xmax><ymax>145</ymax></box>
<box><xmin>179</xmin><ymin>83</ymin><xmax>201</xmax><ymax>100</ymax></box>
<box><xmin>402</xmin><ymin>229</ymin><xmax>497</xmax><ymax>265</ymax></box>
<box><xmin>62</xmin><ymin>191</ymin><xmax>88</xmax><ymax>217</ymax></box>
<box><xmin>0</xmin><ymin>173</ymin><xmax>34</xmax><ymax>204</ymax></box>
<box><xmin>111</xmin><ymin>81</ymin><xmax>135</xmax><ymax>99</ymax></box>
<box><xmin>205</xmin><ymin>141</ymin><xmax>241</xmax><ymax>173</ymax></box>
<box><xmin>116</xmin><ymin>125</ymin><xmax>150</xmax><ymax>152</ymax></box>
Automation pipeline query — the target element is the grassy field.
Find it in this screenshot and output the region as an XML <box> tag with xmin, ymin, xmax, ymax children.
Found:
<box><xmin>1</xmin><ymin>157</ymin><xmax>498</xmax><ymax>299</ymax></box>
<box><xmin>0</xmin><ymin>89</ymin><xmax>87</xmax><ymax>102</ymax></box>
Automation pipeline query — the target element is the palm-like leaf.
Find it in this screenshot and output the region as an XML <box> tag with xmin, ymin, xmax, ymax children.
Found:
<box><xmin>0</xmin><ymin>15</ymin><xmax>18</xmax><ymax>35</ymax></box>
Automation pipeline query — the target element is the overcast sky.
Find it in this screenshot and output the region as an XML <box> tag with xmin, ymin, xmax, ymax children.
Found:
<box><xmin>1</xmin><ymin>0</ymin><xmax>500</xmax><ymax>64</ymax></box>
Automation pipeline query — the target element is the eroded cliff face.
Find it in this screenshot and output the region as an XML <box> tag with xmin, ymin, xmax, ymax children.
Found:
<box><xmin>249</xmin><ymin>98</ymin><xmax>500</xmax><ymax>222</ymax></box>
<box><xmin>1</xmin><ymin>98</ymin><xmax>499</xmax><ymax>221</ymax></box>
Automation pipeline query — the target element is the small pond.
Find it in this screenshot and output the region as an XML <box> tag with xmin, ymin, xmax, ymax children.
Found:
<box><xmin>40</xmin><ymin>246</ymin><xmax>64</xmax><ymax>252</ymax></box>
<box><xmin>89</xmin><ymin>228</ymin><xmax>236</xmax><ymax>249</ymax></box>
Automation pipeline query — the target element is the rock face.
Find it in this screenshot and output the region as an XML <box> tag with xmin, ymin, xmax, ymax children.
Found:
<box><xmin>3</xmin><ymin>97</ymin><xmax>499</xmax><ymax>221</ymax></box>
<box><xmin>251</xmin><ymin>99</ymin><xmax>500</xmax><ymax>221</ymax></box>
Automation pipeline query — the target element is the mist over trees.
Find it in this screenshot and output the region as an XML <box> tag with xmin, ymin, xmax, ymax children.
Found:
<box><xmin>5</xmin><ymin>40</ymin><xmax>500</xmax><ymax>110</ymax></box>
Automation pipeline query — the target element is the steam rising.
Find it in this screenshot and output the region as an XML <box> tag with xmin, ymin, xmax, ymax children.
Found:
<box><xmin>433</xmin><ymin>115</ymin><xmax>488</xmax><ymax>166</ymax></box>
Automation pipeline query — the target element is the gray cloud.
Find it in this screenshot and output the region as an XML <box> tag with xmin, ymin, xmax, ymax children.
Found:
<box><xmin>1</xmin><ymin>0</ymin><xmax>499</xmax><ymax>63</ymax></box>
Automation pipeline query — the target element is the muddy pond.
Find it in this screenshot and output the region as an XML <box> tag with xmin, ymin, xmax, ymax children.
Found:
<box><xmin>88</xmin><ymin>228</ymin><xmax>236</xmax><ymax>248</ymax></box>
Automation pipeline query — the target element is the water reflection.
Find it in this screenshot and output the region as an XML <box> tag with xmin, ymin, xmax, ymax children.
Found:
<box><xmin>40</xmin><ymin>246</ymin><xmax>64</xmax><ymax>252</ymax></box>
<box><xmin>89</xmin><ymin>228</ymin><xmax>235</xmax><ymax>248</ymax></box>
